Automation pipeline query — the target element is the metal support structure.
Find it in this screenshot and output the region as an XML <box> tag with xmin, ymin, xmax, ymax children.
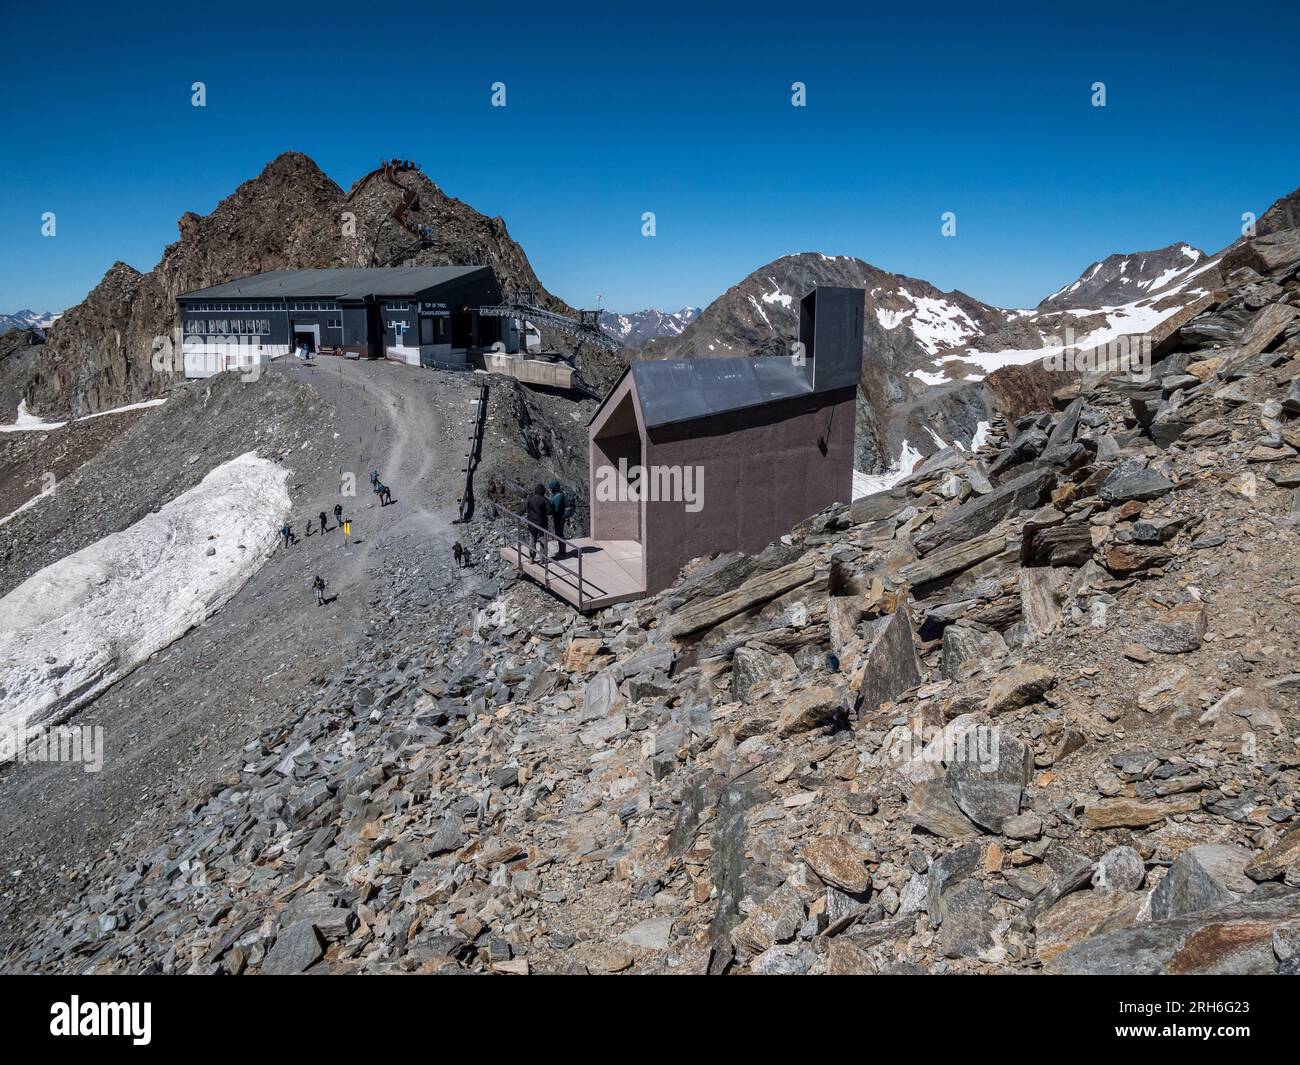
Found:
<box><xmin>476</xmin><ymin>287</ymin><xmax>620</xmax><ymax>353</ymax></box>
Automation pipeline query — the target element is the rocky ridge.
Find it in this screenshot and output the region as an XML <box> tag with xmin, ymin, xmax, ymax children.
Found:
<box><xmin>4</xmin><ymin>217</ymin><xmax>1299</xmax><ymax>975</ymax></box>
<box><xmin>23</xmin><ymin>153</ymin><xmax>593</xmax><ymax>420</ymax></box>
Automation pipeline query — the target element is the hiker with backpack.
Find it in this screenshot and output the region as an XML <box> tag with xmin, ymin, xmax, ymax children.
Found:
<box><xmin>313</xmin><ymin>574</ymin><xmax>327</xmax><ymax>606</ymax></box>
<box><xmin>547</xmin><ymin>478</ymin><xmax>574</xmax><ymax>558</ymax></box>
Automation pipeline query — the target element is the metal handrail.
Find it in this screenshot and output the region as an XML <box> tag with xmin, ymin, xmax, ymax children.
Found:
<box><xmin>494</xmin><ymin>503</ymin><xmax>601</xmax><ymax>611</ymax></box>
<box><xmin>458</xmin><ymin>382</ymin><xmax>488</xmax><ymax>522</ymax></box>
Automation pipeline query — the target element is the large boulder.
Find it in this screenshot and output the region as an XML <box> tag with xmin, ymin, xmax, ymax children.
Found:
<box><xmin>914</xmin><ymin>468</ymin><xmax>1054</xmax><ymax>555</ymax></box>
<box><xmin>1047</xmin><ymin>896</ymin><xmax>1300</xmax><ymax>975</ymax></box>
<box><xmin>851</xmin><ymin>608</ymin><xmax>922</xmax><ymax>716</ymax></box>
<box><xmin>1148</xmin><ymin>844</ymin><xmax>1257</xmax><ymax>921</ymax></box>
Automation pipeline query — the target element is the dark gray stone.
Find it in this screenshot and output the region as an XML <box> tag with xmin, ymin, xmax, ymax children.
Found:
<box><xmin>944</xmin><ymin>726</ymin><xmax>1032</xmax><ymax>832</ymax></box>
<box><xmin>1132</xmin><ymin>515</ymin><xmax>1194</xmax><ymax>543</ymax></box>
<box><xmin>927</xmin><ymin>842</ymin><xmax>982</xmax><ymax>924</ymax></box>
<box><xmin>852</xmin><ymin>608</ymin><xmax>922</xmax><ymax>717</ymax></box>
<box><xmin>1092</xmin><ymin>846</ymin><xmax>1146</xmax><ymax>893</ymax></box>
<box><xmin>936</xmin><ymin>881</ymin><xmax>995</xmax><ymax>959</ymax></box>
<box><xmin>1149</xmin><ymin>843</ymin><xmax>1257</xmax><ymax>920</ymax></box>
<box><xmin>263</xmin><ymin>920</ymin><xmax>324</xmax><ymax>974</ymax></box>
<box><xmin>940</xmin><ymin>625</ymin><xmax>1007</xmax><ymax>680</ymax></box>
<box><xmin>1100</xmin><ymin>461</ymin><xmax>1175</xmax><ymax>504</ymax></box>
<box><xmin>1044</xmin><ymin>398</ymin><xmax>1083</xmax><ymax>452</ymax></box>
<box><xmin>914</xmin><ymin>467</ymin><xmax>1054</xmax><ymax>555</ymax></box>
<box><xmin>1047</xmin><ymin>896</ymin><xmax>1300</xmax><ymax>975</ymax></box>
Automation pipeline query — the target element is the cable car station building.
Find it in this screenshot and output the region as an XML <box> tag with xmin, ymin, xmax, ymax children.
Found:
<box><xmin>178</xmin><ymin>266</ymin><xmax>515</xmax><ymax>376</ymax></box>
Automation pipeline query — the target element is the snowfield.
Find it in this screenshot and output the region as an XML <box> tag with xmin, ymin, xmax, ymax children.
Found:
<box><xmin>853</xmin><ymin>439</ymin><xmax>924</xmax><ymax>499</ymax></box>
<box><xmin>0</xmin><ymin>399</ymin><xmax>68</xmax><ymax>433</ymax></box>
<box><xmin>0</xmin><ymin>397</ymin><xmax>167</xmax><ymax>433</ymax></box>
<box><xmin>0</xmin><ymin>453</ymin><xmax>291</xmax><ymax>733</ymax></box>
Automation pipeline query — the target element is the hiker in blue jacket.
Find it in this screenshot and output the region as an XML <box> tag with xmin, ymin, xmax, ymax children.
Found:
<box><xmin>547</xmin><ymin>478</ymin><xmax>573</xmax><ymax>558</ymax></box>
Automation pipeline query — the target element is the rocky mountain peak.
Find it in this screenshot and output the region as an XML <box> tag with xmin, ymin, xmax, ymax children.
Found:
<box><xmin>1036</xmin><ymin>242</ymin><xmax>1205</xmax><ymax>312</ymax></box>
<box><xmin>1258</xmin><ymin>182</ymin><xmax>1300</xmax><ymax>236</ymax></box>
<box><xmin>22</xmin><ymin>153</ymin><xmax>575</xmax><ymax>419</ymax></box>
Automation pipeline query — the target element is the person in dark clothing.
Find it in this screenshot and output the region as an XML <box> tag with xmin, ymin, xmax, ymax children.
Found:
<box><xmin>370</xmin><ymin>469</ymin><xmax>380</xmax><ymax>493</ymax></box>
<box><xmin>377</xmin><ymin>483</ymin><xmax>392</xmax><ymax>506</ymax></box>
<box><xmin>306</xmin><ymin>518</ymin><xmax>315</xmax><ymax>536</ymax></box>
<box><xmin>319</xmin><ymin>510</ymin><xmax>328</xmax><ymax>533</ymax></box>
<box><xmin>546</xmin><ymin>478</ymin><xmax>572</xmax><ymax>558</ymax></box>
<box><xmin>525</xmin><ymin>484</ymin><xmax>549</xmax><ymax>562</ymax></box>
<box><xmin>334</xmin><ymin>503</ymin><xmax>343</xmax><ymax>526</ymax></box>
<box><xmin>453</xmin><ymin>541</ymin><xmax>467</xmax><ymax>567</ymax></box>
<box><xmin>281</xmin><ymin>523</ymin><xmax>295</xmax><ymax>548</ymax></box>
<box><xmin>313</xmin><ymin>575</ymin><xmax>327</xmax><ymax>606</ymax></box>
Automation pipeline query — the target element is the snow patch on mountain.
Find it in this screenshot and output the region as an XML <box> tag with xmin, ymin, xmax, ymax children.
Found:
<box><xmin>0</xmin><ymin>453</ymin><xmax>290</xmax><ymax>732</ymax></box>
<box><xmin>1</xmin><ymin>397</ymin><xmax>166</xmax><ymax>432</ymax></box>
<box><xmin>599</xmin><ymin>307</ymin><xmax>699</xmax><ymax>348</ymax></box>
<box><xmin>852</xmin><ymin>439</ymin><xmax>924</xmax><ymax>499</ymax></box>
<box><xmin>760</xmin><ymin>282</ymin><xmax>793</xmax><ymax>308</ymax></box>
<box><xmin>0</xmin><ymin>400</ymin><xmax>68</xmax><ymax>433</ymax></box>
<box><xmin>0</xmin><ymin>309</ymin><xmax>61</xmax><ymax>333</ymax></box>
<box><xmin>898</xmin><ymin>291</ymin><xmax>980</xmax><ymax>354</ymax></box>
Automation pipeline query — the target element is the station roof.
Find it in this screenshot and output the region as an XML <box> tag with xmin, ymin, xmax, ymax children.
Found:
<box><xmin>178</xmin><ymin>266</ymin><xmax>490</xmax><ymax>301</ymax></box>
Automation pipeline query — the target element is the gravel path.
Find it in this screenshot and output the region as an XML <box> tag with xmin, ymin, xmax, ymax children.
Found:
<box><xmin>0</xmin><ymin>356</ymin><xmax>471</xmax><ymax>925</ymax></box>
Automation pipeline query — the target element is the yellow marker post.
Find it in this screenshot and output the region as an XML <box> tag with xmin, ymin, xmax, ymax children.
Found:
<box><xmin>343</xmin><ymin>520</ymin><xmax>351</xmax><ymax>545</ymax></box>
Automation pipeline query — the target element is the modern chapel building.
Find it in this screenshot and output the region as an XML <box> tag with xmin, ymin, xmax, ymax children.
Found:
<box><xmin>502</xmin><ymin>286</ymin><xmax>866</xmax><ymax>609</ymax></box>
<box><xmin>178</xmin><ymin>266</ymin><xmax>516</xmax><ymax>376</ymax></box>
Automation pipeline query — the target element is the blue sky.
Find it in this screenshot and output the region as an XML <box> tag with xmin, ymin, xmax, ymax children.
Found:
<box><xmin>3</xmin><ymin>0</ymin><xmax>1298</xmax><ymax>315</ymax></box>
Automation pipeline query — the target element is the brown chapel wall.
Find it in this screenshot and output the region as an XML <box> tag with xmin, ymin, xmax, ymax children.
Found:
<box><xmin>640</xmin><ymin>385</ymin><xmax>856</xmax><ymax>593</ymax></box>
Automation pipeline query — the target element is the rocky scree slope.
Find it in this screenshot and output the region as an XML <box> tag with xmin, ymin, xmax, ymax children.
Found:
<box><xmin>4</xmin><ymin>219</ymin><xmax>1299</xmax><ymax>975</ymax></box>
<box><xmin>0</xmin><ymin>372</ymin><xmax>329</xmax><ymax>596</ymax></box>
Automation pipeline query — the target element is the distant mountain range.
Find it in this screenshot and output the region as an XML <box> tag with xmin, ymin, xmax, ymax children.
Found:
<box><xmin>599</xmin><ymin>307</ymin><xmax>698</xmax><ymax>348</ymax></box>
<box><xmin>645</xmin><ymin>242</ymin><xmax>1214</xmax><ymax>387</ymax></box>
<box><xmin>0</xmin><ymin>309</ymin><xmax>60</xmax><ymax>333</ymax></box>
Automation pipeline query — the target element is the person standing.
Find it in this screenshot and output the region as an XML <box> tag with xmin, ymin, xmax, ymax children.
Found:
<box><xmin>525</xmin><ymin>484</ymin><xmax>549</xmax><ymax>562</ymax></box>
<box><xmin>313</xmin><ymin>575</ymin><xmax>327</xmax><ymax>606</ymax></box>
<box><xmin>547</xmin><ymin>478</ymin><xmax>572</xmax><ymax>558</ymax></box>
<box><xmin>319</xmin><ymin>509</ymin><xmax>328</xmax><ymax>533</ymax></box>
<box><xmin>334</xmin><ymin>503</ymin><xmax>343</xmax><ymax>527</ymax></box>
